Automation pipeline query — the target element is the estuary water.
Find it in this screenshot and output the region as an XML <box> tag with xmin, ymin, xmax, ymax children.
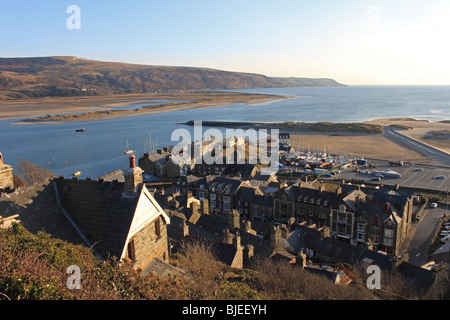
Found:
<box><xmin>1</xmin><ymin>85</ymin><xmax>449</xmax><ymax>179</ymax></box>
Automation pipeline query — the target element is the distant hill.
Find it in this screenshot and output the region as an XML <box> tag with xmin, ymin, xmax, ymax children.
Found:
<box><xmin>0</xmin><ymin>56</ymin><xmax>345</xmax><ymax>99</ymax></box>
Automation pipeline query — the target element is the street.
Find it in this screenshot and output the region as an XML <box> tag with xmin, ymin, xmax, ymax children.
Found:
<box><xmin>402</xmin><ymin>204</ymin><xmax>450</xmax><ymax>266</ymax></box>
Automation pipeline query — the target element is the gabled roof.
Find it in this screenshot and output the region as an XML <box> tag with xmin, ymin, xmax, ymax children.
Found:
<box><xmin>54</xmin><ymin>178</ymin><xmax>169</xmax><ymax>261</ymax></box>
<box><xmin>54</xmin><ymin>178</ymin><xmax>140</xmax><ymax>260</ymax></box>
<box><xmin>208</xmin><ymin>176</ymin><xmax>242</xmax><ymax>195</ymax></box>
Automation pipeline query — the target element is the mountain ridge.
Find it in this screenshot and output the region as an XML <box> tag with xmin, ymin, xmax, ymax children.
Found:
<box><xmin>0</xmin><ymin>56</ymin><xmax>345</xmax><ymax>99</ymax></box>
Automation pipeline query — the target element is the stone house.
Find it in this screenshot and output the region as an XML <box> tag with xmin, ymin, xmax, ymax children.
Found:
<box><xmin>53</xmin><ymin>155</ymin><xmax>171</xmax><ymax>270</ymax></box>
<box><xmin>250</xmin><ymin>194</ymin><xmax>274</xmax><ymax>223</ymax></box>
<box><xmin>191</xmin><ymin>176</ymin><xmax>245</xmax><ymax>215</ymax></box>
<box><xmin>0</xmin><ymin>152</ymin><xmax>14</xmax><ymax>192</ymax></box>
<box><xmin>138</xmin><ymin>150</ymin><xmax>169</xmax><ymax>177</ymax></box>
<box><xmin>355</xmin><ymin>188</ymin><xmax>413</xmax><ymax>256</ymax></box>
<box><xmin>165</xmin><ymin>157</ymin><xmax>193</xmax><ymax>179</ymax></box>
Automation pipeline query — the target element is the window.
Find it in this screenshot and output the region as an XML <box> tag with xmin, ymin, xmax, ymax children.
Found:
<box><xmin>383</xmin><ymin>237</ymin><xmax>393</xmax><ymax>247</ymax></box>
<box><xmin>223</xmin><ymin>196</ymin><xmax>231</xmax><ymax>204</ymax></box>
<box><xmin>338</xmin><ymin>216</ymin><xmax>346</xmax><ymax>224</ymax></box>
<box><xmin>210</xmin><ymin>193</ymin><xmax>216</xmax><ymax>200</ymax></box>
<box><xmin>199</xmin><ymin>191</ymin><xmax>205</xmax><ymax>200</ymax></box>
<box><xmin>127</xmin><ymin>240</ymin><xmax>136</xmax><ymax>260</ymax></box>
<box><xmin>223</xmin><ymin>203</ymin><xmax>231</xmax><ymax>211</ymax></box>
<box><xmin>357</xmin><ymin>233</ymin><xmax>364</xmax><ymax>241</ymax></box>
<box><xmin>323</xmin><ymin>200</ymin><xmax>328</xmax><ymax>206</ymax></box>
<box><xmin>339</xmin><ymin>205</ymin><xmax>346</xmax><ymax>213</ymax></box>
<box><xmin>155</xmin><ymin>218</ymin><xmax>161</xmax><ymax>239</ymax></box>
<box><xmin>384</xmin><ymin>229</ymin><xmax>394</xmax><ymax>237</ymax></box>
<box><xmin>310</xmin><ymin>198</ymin><xmax>315</xmax><ymax>204</ymax></box>
<box><xmin>316</xmin><ymin>199</ymin><xmax>321</xmax><ymax>205</ymax></box>
<box><xmin>210</xmin><ymin>200</ymin><xmax>216</xmax><ymax>208</ymax></box>
<box><xmin>357</xmin><ymin>223</ymin><xmax>366</xmax><ymax>233</ymax></box>
<box><xmin>309</xmin><ymin>210</ymin><xmax>313</xmax><ymax>217</ymax></box>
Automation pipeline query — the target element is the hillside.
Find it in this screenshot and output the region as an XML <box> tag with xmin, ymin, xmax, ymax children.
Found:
<box><xmin>0</xmin><ymin>56</ymin><xmax>345</xmax><ymax>99</ymax></box>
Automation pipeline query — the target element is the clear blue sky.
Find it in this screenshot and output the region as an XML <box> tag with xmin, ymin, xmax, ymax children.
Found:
<box><xmin>1</xmin><ymin>0</ymin><xmax>449</xmax><ymax>85</ymax></box>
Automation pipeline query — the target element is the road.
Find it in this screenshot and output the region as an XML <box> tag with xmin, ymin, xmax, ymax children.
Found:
<box><xmin>401</xmin><ymin>204</ymin><xmax>450</xmax><ymax>266</ymax></box>
<box><xmin>383</xmin><ymin>127</ymin><xmax>450</xmax><ymax>166</ymax></box>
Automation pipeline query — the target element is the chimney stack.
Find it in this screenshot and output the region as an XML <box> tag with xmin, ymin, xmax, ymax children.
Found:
<box><xmin>123</xmin><ymin>155</ymin><xmax>143</xmax><ymax>197</ymax></box>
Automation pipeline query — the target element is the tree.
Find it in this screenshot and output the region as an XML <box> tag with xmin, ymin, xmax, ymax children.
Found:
<box><xmin>15</xmin><ymin>158</ymin><xmax>55</xmax><ymax>186</ymax></box>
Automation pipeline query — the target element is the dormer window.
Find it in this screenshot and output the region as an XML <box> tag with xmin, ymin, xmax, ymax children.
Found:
<box><xmin>310</xmin><ymin>198</ymin><xmax>315</xmax><ymax>204</ymax></box>
<box><xmin>323</xmin><ymin>200</ymin><xmax>328</xmax><ymax>206</ymax></box>
<box><xmin>316</xmin><ymin>199</ymin><xmax>321</xmax><ymax>205</ymax></box>
<box><xmin>200</xmin><ymin>184</ymin><xmax>204</xmax><ymax>189</ymax></box>
<box><xmin>339</xmin><ymin>205</ymin><xmax>346</xmax><ymax>213</ymax></box>
<box><xmin>304</xmin><ymin>197</ymin><xmax>308</xmax><ymax>203</ymax></box>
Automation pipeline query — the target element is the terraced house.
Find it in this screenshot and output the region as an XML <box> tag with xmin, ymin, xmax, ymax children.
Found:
<box><xmin>272</xmin><ymin>181</ymin><xmax>413</xmax><ymax>256</ymax></box>
<box><xmin>191</xmin><ymin>176</ymin><xmax>249</xmax><ymax>215</ymax></box>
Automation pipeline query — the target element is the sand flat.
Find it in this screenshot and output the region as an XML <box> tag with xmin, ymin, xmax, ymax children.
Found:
<box><xmin>0</xmin><ymin>92</ymin><xmax>287</xmax><ymax>123</ymax></box>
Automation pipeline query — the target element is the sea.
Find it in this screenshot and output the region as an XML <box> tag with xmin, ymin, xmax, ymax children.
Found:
<box><xmin>1</xmin><ymin>85</ymin><xmax>449</xmax><ymax>179</ymax></box>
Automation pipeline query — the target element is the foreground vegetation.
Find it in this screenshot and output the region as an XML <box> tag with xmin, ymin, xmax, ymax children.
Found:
<box><xmin>2</xmin><ymin>222</ymin><xmax>437</xmax><ymax>300</ymax></box>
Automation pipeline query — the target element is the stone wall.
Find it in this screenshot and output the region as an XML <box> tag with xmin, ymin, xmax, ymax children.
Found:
<box><xmin>127</xmin><ymin>215</ymin><xmax>169</xmax><ymax>270</ymax></box>
<box><xmin>0</xmin><ymin>164</ymin><xmax>14</xmax><ymax>191</ymax></box>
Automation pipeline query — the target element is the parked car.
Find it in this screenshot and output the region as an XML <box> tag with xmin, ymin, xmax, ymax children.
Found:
<box><xmin>435</xmin><ymin>175</ymin><xmax>445</xmax><ymax>179</ymax></box>
<box><xmin>441</xmin><ymin>235</ymin><xmax>450</xmax><ymax>243</ymax></box>
<box><xmin>415</xmin><ymin>168</ymin><xmax>423</xmax><ymax>171</ymax></box>
<box><xmin>430</xmin><ymin>202</ymin><xmax>438</xmax><ymax>208</ymax></box>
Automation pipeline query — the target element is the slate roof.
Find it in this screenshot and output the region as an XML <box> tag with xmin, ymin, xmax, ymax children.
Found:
<box><xmin>172</xmin><ymin>235</ymin><xmax>238</xmax><ymax>267</ymax></box>
<box><xmin>288</xmin><ymin>224</ymin><xmax>437</xmax><ymax>295</ymax></box>
<box><xmin>209</xmin><ymin>176</ymin><xmax>242</xmax><ymax>194</ymax></box>
<box><xmin>54</xmin><ymin>178</ymin><xmax>141</xmax><ymax>261</ymax></box>
<box><xmin>236</xmin><ymin>186</ymin><xmax>256</xmax><ymax>203</ymax></box>
<box><xmin>222</xmin><ymin>164</ymin><xmax>258</xmax><ymax>180</ymax></box>
<box><xmin>251</xmin><ymin>194</ymin><xmax>273</xmax><ymax>208</ymax></box>
<box><xmin>0</xmin><ymin>180</ymin><xmax>84</xmax><ymax>245</ymax></box>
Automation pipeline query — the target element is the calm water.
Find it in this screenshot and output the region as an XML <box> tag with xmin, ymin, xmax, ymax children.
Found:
<box><xmin>1</xmin><ymin>86</ymin><xmax>449</xmax><ymax>178</ymax></box>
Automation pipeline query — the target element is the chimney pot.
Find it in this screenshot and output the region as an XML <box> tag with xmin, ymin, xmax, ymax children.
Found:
<box><xmin>129</xmin><ymin>155</ymin><xmax>136</xmax><ymax>168</ymax></box>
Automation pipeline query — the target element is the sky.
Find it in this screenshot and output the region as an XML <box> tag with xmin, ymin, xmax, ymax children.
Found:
<box><xmin>1</xmin><ymin>0</ymin><xmax>450</xmax><ymax>85</ymax></box>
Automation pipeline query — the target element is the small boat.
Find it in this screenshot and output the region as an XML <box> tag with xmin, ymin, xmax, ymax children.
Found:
<box><xmin>123</xmin><ymin>140</ymin><xmax>134</xmax><ymax>155</ymax></box>
<box><xmin>75</xmin><ymin>128</ymin><xmax>85</xmax><ymax>132</ymax></box>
